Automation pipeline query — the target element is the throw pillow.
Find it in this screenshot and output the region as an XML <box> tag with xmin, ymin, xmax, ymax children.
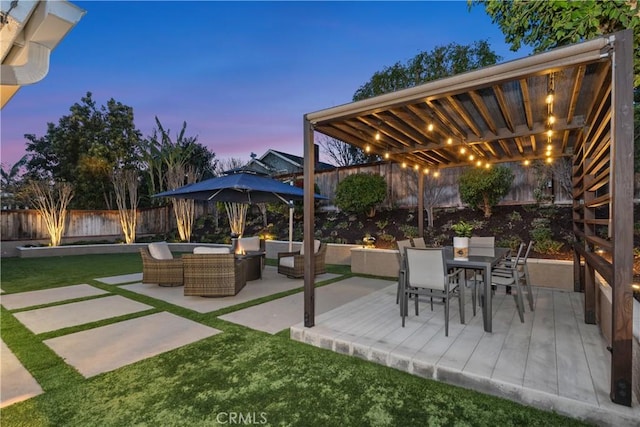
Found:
<box><xmin>148</xmin><ymin>242</ymin><xmax>173</xmax><ymax>260</ymax></box>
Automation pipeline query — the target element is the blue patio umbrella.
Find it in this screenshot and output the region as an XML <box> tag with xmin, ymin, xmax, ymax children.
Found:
<box><xmin>154</xmin><ymin>172</ymin><xmax>327</xmax><ymax>247</ymax></box>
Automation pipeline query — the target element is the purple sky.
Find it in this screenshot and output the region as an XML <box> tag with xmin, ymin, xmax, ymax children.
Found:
<box><xmin>1</xmin><ymin>1</ymin><xmax>530</xmax><ymax>168</ymax></box>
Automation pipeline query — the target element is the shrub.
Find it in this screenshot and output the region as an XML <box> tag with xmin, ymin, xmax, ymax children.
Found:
<box><xmin>399</xmin><ymin>224</ymin><xmax>419</xmax><ymax>238</ymax></box>
<box><xmin>458</xmin><ymin>165</ymin><xmax>514</xmax><ymax>218</ymax></box>
<box><xmin>335</xmin><ymin>173</ymin><xmax>387</xmax><ymax>217</ymax></box>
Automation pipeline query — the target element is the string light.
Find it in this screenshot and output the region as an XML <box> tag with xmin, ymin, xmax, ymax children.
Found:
<box><xmin>414</xmin><ymin>164</ymin><xmax>419</xmax><ymax>171</ymax></box>
<box><xmin>423</xmin><ymin>168</ymin><xmax>430</xmax><ymax>174</ymax></box>
<box><xmin>484</xmin><ymin>163</ymin><xmax>491</xmax><ymax>169</ymax></box>
<box><xmin>427</xmin><ymin>123</ymin><xmax>434</xmax><ymax>132</ymax></box>
<box><xmin>476</xmin><ymin>160</ymin><xmax>482</xmax><ymax>167</ymax></box>
<box><xmin>459</xmin><ymin>147</ymin><xmax>466</xmax><ymax>155</ymax></box>
<box><xmin>469</xmin><ymin>154</ymin><xmax>475</xmax><ymax>161</ymax></box>
<box><xmin>433</xmin><ymin>171</ymin><xmax>440</xmax><ymax>177</ymax></box>
<box><xmin>523</xmin><ymin>159</ymin><xmax>531</xmax><ymax>166</ymax></box>
<box><xmin>545</xmin><ymin>157</ymin><xmax>553</xmax><ymax>164</ymax></box>
<box><xmin>365</xmin><ymin>145</ymin><xmax>371</xmax><ymax>153</ymax></box>
<box><xmin>447</xmin><ymin>137</ymin><xmax>453</xmax><ymax>145</ymax></box>
<box><xmin>401</xmin><ymin>161</ymin><xmax>407</xmax><ymax>169</ymax></box>
<box><xmin>384</xmin><ymin>152</ymin><xmax>390</xmax><ymax>159</ymax></box>
<box><xmin>375</xmin><ymin>132</ymin><xmax>381</xmax><ymax>141</ymax></box>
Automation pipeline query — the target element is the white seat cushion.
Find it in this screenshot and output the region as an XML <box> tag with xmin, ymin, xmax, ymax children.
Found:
<box><xmin>279</xmin><ymin>256</ymin><xmax>295</xmax><ymax>268</ymax></box>
<box><xmin>148</xmin><ymin>242</ymin><xmax>173</xmax><ymax>260</ymax></box>
<box><xmin>299</xmin><ymin>240</ymin><xmax>321</xmax><ymax>256</ymax></box>
<box><xmin>193</xmin><ymin>246</ymin><xmax>230</xmax><ymax>254</ymax></box>
<box><xmin>237</xmin><ymin>236</ymin><xmax>261</xmax><ymax>252</ymax></box>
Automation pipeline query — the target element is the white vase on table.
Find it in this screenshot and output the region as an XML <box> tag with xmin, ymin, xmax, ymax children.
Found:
<box><xmin>453</xmin><ymin>236</ymin><xmax>469</xmax><ymax>260</ymax></box>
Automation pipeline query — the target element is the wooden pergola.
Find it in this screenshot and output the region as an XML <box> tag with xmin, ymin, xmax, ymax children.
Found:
<box><xmin>302</xmin><ymin>30</ymin><xmax>634</xmax><ymax>406</ymax></box>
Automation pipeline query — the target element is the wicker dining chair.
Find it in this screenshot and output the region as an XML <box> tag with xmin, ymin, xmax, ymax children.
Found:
<box><xmin>139</xmin><ymin>247</ymin><xmax>183</xmax><ymax>287</ymax></box>
<box><xmin>277</xmin><ymin>241</ymin><xmax>327</xmax><ymax>278</ymax></box>
<box><xmin>182</xmin><ymin>253</ymin><xmax>247</xmax><ymax>297</ymax></box>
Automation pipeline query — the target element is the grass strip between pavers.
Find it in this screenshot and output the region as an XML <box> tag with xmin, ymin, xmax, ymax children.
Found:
<box><xmin>0</xmin><ymin>254</ymin><xmax>591</xmax><ymax>426</ymax></box>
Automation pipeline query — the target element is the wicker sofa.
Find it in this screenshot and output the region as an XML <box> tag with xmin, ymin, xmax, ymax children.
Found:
<box><xmin>182</xmin><ymin>253</ymin><xmax>247</xmax><ymax>297</ymax></box>
<box><xmin>277</xmin><ymin>241</ymin><xmax>327</xmax><ymax>279</ymax></box>
<box><xmin>139</xmin><ymin>246</ymin><xmax>183</xmax><ymax>287</ymax></box>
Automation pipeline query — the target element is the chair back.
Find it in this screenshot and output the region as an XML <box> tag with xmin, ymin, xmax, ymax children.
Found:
<box><xmin>522</xmin><ymin>241</ymin><xmax>534</xmax><ymax>262</ymax></box>
<box><xmin>396</xmin><ymin>239</ymin><xmax>413</xmax><ymax>263</ymax></box>
<box><xmin>412</xmin><ymin>237</ymin><xmax>426</xmax><ymax>248</ymax></box>
<box><xmin>404</xmin><ymin>247</ymin><xmax>446</xmax><ymax>290</ymax></box>
<box><xmin>470</xmin><ymin>236</ymin><xmax>495</xmax><ymax>248</ymax></box>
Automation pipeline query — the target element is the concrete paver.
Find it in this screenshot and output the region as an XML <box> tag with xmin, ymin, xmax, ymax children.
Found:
<box><xmin>1</xmin><ymin>284</ymin><xmax>108</xmax><ymax>310</ymax></box>
<box><xmin>0</xmin><ymin>340</ymin><xmax>43</xmax><ymax>408</ymax></box>
<box><xmin>44</xmin><ymin>312</ymin><xmax>221</xmax><ymax>377</ymax></box>
<box><xmin>122</xmin><ymin>266</ymin><xmax>339</xmax><ymax>313</ymax></box>
<box><xmin>95</xmin><ymin>273</ymin><xmax>142</xmax><ymax>285</ymax></box>
<box><xmin>14</xmin><ymin>295</ymin><xmax>153</xmax><ymax>334</ymax></box>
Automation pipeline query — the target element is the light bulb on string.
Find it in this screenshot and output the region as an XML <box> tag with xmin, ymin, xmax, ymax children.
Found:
<box><xmin>375</xmin><ymin>132</ymin><xmax>381</xmax><ymax>141</ymax></box>
<box><xmin>447</xmin><ymin>137</ymin><xmax>453</xmax><ymax>145</ymax></box>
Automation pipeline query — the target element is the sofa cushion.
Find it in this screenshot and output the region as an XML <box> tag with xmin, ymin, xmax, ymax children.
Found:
<box><xmin>148</xmin><ymin>242</ymin><xmax>173</xmax><ymax>260</ymax></box>
<box><xmin>193</xmin><ymin>246</ymin><xmax>230</xmax><ymax>254</ymax></box>
<box><xmin>300</xmin><ymin>240</ymin><xmax>321</xmax><ymax>256</ymax></box>
<box><xmin>237</xmin><ymin>236</ymin><xmax>261</xmax><ymax>252</ymax></box>
<box><xmin>279</xmin><ymin>256</ymin><xmax>295</xmax><ymax>268</ymax></box>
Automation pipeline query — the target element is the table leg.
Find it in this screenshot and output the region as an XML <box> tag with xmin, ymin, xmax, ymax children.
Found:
<box><xmin>484</xmin><ymin>265</ymin><xmax>493</xmax><ymax>332</ymax></box>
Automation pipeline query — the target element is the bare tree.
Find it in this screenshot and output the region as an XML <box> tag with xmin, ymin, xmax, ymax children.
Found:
<box><xmin>166</xmin><ymin>164</ymin><xmax>200</xmax><ymax>242</ymax></box>
<box><xmin>214</xmin><ymin>157</ymin><xmax>246</xmax><ymax>176</ymax></box>
<box><xmin>24</xmin><ymin>180</ymin><xmax>74</xmax><ymax>246</ymax></box>
<box><xmin>318</xmin><ymin>135</ymin><xmax>373</xmax><ymax>166</ymax></box>
<box><xmin>423</xmin><ymin>173</ymin><xmax>447</xmax><ymax>228</ymax></box>
<box><xmin>551</xmin><ymin>157</ymin><xmax>573</xmax><ymax>201</ymax></box>
<box><xmin>112</xmin><ymin>169</ymin><xmax>139</xmax><ymax>244</ymax></box>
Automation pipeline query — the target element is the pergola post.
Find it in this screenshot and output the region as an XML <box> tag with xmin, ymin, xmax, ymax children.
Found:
<box><xmin>303</xmin><ymin>116</ymin><xmax>315</xmax><ymax>327</ymax></box>
<box><xmin>609</xmin><ymin>29</ymin><xmax>633</xmax><ymax>407</ymax></box>
<box><xmin>417</xmin><ymin>172</ymin><xmax>424</xmax><ymax>237</ymax></box>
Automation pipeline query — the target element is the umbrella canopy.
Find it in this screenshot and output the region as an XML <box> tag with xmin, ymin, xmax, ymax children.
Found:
<box><xmin>153</xmin><ymin>172</ymin><xmax>327</xmax><ymax>204</ymax></box>
<box><xmin>154</xmin><ymin>172</ymin><xmax>328</xmax><ymax>247</ymax></box>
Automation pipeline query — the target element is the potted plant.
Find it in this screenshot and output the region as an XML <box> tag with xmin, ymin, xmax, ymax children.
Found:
<box><xmin>451</xmin><ymin>220</ymin><xmax>473</xmax><ymax>259</ymax></box>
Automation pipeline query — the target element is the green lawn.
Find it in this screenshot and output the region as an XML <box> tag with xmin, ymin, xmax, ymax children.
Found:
<box><xmin>0</xmin><ymin>254</ymin><xmax>590</xmax><ymax>426</ymax></box>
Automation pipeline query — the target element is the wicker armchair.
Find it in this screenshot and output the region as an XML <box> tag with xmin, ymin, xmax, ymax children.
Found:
<box><xmin>277</xmin><ymin>242</ymin><xmax>327</xmax><ymax>279</ymax></box>
<box><xmin>182</xmin><ymin>253</ymin><xmax>247</xmax><ymax>297</ymax></box>
<box><xmin>139</xmin><ymin>248</ymin><xmax>183</xmax><ymax>287</ymax></box>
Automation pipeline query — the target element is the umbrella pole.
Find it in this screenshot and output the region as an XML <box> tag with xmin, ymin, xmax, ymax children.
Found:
<box><xmin>288</xmin><ymin>203</ymin><xmax>294</xmax><ymax>252</ymax></box>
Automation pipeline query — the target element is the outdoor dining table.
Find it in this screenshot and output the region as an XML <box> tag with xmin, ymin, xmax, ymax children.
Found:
<box><xmin>443</xmin><ymin>246</ymin><xmax>510</xmax><ymax>333</ymax></box>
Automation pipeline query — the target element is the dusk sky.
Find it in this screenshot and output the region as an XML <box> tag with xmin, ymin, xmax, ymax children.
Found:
<box><xmin>1</xmin><ymin>1</ymin><xmax>531</xmax><ymax>168</ymax></box>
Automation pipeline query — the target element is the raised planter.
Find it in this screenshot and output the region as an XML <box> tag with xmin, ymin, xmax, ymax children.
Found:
<box><xmin>16</xmin><ymin>242</ymin><xmax>231</xmax><ymax>258</ymax></box>
<box><xmin>350</xmin><ymin>247</ymin><xmax>400</xmax><ymax>277</ymax></box>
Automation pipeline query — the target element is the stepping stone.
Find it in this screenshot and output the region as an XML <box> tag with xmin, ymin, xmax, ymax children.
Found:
<box><xmin>0</xmin><ymin>339</ymin><xmax>43</xmax><ymax>408</ymax></box>
<box><xmin>44</xmin><ymin>312</ymin><xmax>220</xmax><ymax>377</ymax></box>
<box><xmin>95</xmin><ymin>273</ymin><xmax>143</xmax><ymax>285</ymax></box>
<box><xmin>1</xmin><ymin>284</ymin><xmax>108</xmax><ymax>310</ymax></box>
<box><xmin>14</xmin><ymin>296</ymin><xmax>152</xmax><ymax>334</ymax></box>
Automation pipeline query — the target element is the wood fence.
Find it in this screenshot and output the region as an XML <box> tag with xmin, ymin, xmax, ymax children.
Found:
<box><xmin>4</xmin><ymin>160</ymin><xmax>634</xmax><ymax>241</ymax></box>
